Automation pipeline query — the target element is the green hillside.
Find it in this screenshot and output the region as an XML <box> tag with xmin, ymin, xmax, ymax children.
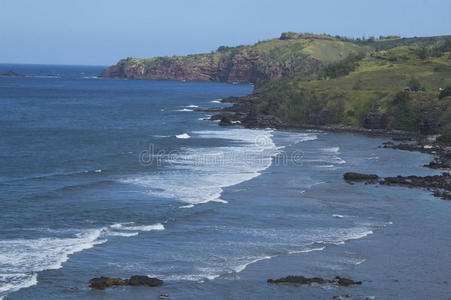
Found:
<box><xmin>101</xmin><ymin>33</ymin><xmax>369</xmax><ymax>84</ymax></box>
<box><xmin>235</xmin><ymin>37</ymin><xmax>451</xmax><ymax>140</ymax></box>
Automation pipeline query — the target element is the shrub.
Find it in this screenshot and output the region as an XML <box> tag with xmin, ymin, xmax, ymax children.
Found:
<box><xmin>280</xmin><ymin>32</ymin><xmax>298</xmax><ymax>40</ymax></box>
<box><xmin>217</xmin><ymin>46</ymin><xmax>230</xmax><ymax>52</ymax></box>
<box><xmin>408</xmin><ymin>77</ymin><xmax>424</xmax><ymax>92</ymax></box>
<box><xmin>416</xmin><ymin>46</ymin><xmax>429</xmax><ymax>59</ymax></box>
<box><xmin>437</xmin><ymin>124</ymin><xmax>451</xmax><ymax>143</ymax></box>
<box><xmin>439</xmin><ymin>86</ymin><xmax>451</xmax><ymax>99</ymax></box>
<box><xmin>319</xmin><ymin>53</ymin><xmax>365</xmax><ymax>79</ymax></box>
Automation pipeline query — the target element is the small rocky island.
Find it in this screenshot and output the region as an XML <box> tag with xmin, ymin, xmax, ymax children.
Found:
<box><xmin>89</xmin><ymin>275</ymin><xmax>163</xmax><ymax>289</ymax></box>
<box><xmin>267</xmin><ymin>275</ymin><xmax>362</xmax><ymax>286</ymax></box>
<box><xmin>1</xmin><ymin>70</ymin><xmax>26</xmax><ymax>77</ymax></box>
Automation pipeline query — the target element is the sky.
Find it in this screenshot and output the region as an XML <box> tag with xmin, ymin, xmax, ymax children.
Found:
<box><xmin>1</xmin><ymin>0</ymin><xmax>450</xmax><ymax>66</ymax></box>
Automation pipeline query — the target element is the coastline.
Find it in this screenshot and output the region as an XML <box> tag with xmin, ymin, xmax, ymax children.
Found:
<box><xmin>3</xmin><ymin>72</ymin><xmax>450</xmax><ymax>299</ymax></box>
<box><xmin>184</xmin><ymin>129</ymin><xmax>451</xmax><ymax>299</ymax></box>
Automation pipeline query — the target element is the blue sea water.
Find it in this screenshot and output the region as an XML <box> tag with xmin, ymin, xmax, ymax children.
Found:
<box><xmin>1</xmin><ymin>64</ymin><xmax>450</xmax><ymax>299</ymax></box>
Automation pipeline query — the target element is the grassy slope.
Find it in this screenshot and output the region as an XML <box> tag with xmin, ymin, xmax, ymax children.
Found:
<box><xmin>251</xmin><ymin>42</ymin><xmax>451</xmax><ymax>137</ymax></box>
<box><xmin>120</xmin><ymin>34</ymin><xmax>368</xmax><ymax>81</ymax></box>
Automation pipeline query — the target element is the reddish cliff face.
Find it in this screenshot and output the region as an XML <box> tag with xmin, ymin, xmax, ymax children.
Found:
<box><xmin>101</xmin><ymin>50</ymin><xmax>319</xmax><ymax>85</ymax></box>
<box><xmin>100</xmin><ymin>33</ymin><xmax>378</xmax><ymax>84</ymax></box>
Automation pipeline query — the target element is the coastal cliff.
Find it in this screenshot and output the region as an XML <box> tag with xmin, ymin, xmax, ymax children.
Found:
<box><xmin>103</xmin><ymin>33</ymin><xmax>451</xmax><ymax>142</ymax></box>
<box><xmin>212</xmin><ymin>35</ymin><xmax>451</xmax><ymax>143</ymax></box>
<box><xmin>101</xmin><ymin>33</ymin><xmax>366</xmax><ymax>84</ymax></box>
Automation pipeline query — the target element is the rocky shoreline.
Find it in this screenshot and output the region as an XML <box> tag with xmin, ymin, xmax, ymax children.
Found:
<box><xmin>202</xmin><ymin>97</ymin><xmax>451</xmax><ymax>201</ymax></box>
<box><xmin>267</xmin><ymin>275</ymin><xmax>362</xmax><ymax>287</ymax></box>
<box><xmin>344</xmin><ymin>172</ymin><xmax>451</xmax><ymax>200</ymax></box>
<box><xmin>205</xmin><ymin>96</ymin><xmax>423</xmax><ymax>138</ymax></box>
<box><xmin>89</xmin><ymin>275</ymin><xmax>163</xmax><ymax>289</ymax></box>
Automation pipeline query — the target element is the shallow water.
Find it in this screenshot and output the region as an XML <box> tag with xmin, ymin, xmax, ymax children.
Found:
<box><xmin>1</xmin><ymin>64</ymin><xmax>450</xmax><ymax>299</ymax></box>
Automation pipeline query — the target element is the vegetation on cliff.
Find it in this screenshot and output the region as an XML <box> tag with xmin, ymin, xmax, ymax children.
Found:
<box><xmin>103</xmin><ymin>32</ymin><xmax>451</xmax><ymax>140</ymax></box>
<box><xmin>101</xmin><ymin>33</ymin><xmax>366</xmax><ymax>84</ymax></box>
<box><xmin>235</xmin><ymin>37</ymin><xmax>451</xmax><ymax>140</ymax></box>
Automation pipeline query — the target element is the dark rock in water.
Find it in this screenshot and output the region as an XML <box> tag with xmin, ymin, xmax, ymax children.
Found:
<box><xmin>344</xmin><ymin>170</ymin><xmax>451</xmax><ymax>200</ymax></box>
<box><xmin>344</xmin><ymin>172</ymin><xmax>380</xmax><ymax>184</ymax></box>
<box><xmin>159</xmin><ymin>294</ymin><xmax>169</xmax><ymax>299</ymax></box>
<box><xmin>267</xmin><ymin>275</ymin><xmax>328</xmax><ymax>285</ymax></box>
<box><xmin>433</xmin><ymin>190</ymin><xmax>451</xmax><ymax>200</ymax></box>
<box><xmin>334</xmin><ymin>276</ymin><xmax>362</xmax><ymax>286</ymax></box>
<box><xmin>219</xmin><ymin>115</ymin><xmax>233</xmax><ymax>126</ymax></box>
<box><xmin>209</xmin><ymin>114</ymin><xmax>223</xmax><ymax>121</ymax></box>
<box><xmin>89</xmin><ymin>277</ymin><xmax>109</xmax><ymax>289</ymax></box>
<box><xmin>195</xmin><ymin>107</ymin><xmax>222</xmax><ymax>112</ymax></box>
<box><xmin>128</xmin><ymin>275</ymin><xmax>163</xmax><ymax>287</ymax></box>
<box><xmin>380</xmin><ymin>173</ymin><xmax>451</xmax><ymax>191</ymax></box>
<box><xmin>1</xmin><ymin>70</ymin><xmax>25</xmax><ymax>77</ymax></box>
<box><xmin>89</xmin><ymin>275</ymin><xmax>163</xmax><ymax>289</ymax></box>
<box><xmin>268</xmin><ymin>275</ymin><xmax>362</xmax><ymax>287</ymax></box>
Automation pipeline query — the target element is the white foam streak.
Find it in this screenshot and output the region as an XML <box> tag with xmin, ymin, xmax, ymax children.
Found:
<box><xmin>176</xmin><ymin>133</ymin><xmax>190</xmax><ymax>139</ymax></box>
<box><xmin>124</xmin><ymin>224</ymin><xmax>165</xmax><ymax>231</ymax></box>
<box><xmin>109</xmin><ymin>222</ymin><xmax>164</xmax><ymax>232</ymax></box>
<box><xmin>121</xmin><ymin>128</ymin><xmax>305</xmax><ymax>206</ymax></box>
<box><xmin>0</xmin><ymin>229</ymin><xmax>106</xmax><ymax>297</ymax></box>
<box><xmin>0</xmin><ymin>273</ymin><xmax>37</xmax><ymax>297</ymax></box>
<box><xmin>233</xmin><ymin>256</ymin><xmax>274</xmax><ymax>273</ymax></box>
<box><xmin>321</xmin><ymin>146</ymin><xmax>340</xmax><ymax>153</ymax></box>
<box><xmin>288</xmin><ymin>246</ymin><xmax>326</xmax><ymax>254</ymax></box>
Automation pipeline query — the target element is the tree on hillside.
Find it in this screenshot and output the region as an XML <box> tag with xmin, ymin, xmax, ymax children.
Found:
<box><xmin>417</xmin><ymin>46</ymin><xmax>429</xmax><ymax>59</ymax></box>
<box><xmin>439</xmin><ymin>86</ymin><xmax>451</xmax><ymax>99</ymax></box>
<box><xmin>408</xmin><ymin>77</ymin><xmax>424</xmax><ymax>92</ymax></box>
<box><xmin>280</xmin><ymin>32</ymin><xmax>298</xmax><ymax>40</ymax></box>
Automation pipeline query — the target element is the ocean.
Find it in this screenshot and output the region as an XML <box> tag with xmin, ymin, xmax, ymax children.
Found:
<box><xmin>1</xmin><ymin>64</ymin><xmax>450</xmax><ymax>299</ymax></box>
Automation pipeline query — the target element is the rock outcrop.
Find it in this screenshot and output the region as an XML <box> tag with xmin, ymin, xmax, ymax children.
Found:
<box><xmin>344</xmin><ymin>172</ymin><xmax>380</xmax><ymax>184</ymax></box>
<box><xmin>101</xmin><ymin>53</ymin><xmax>318</xmax><ymax>84</ymax></box>
<box><xmin>267</xmin><ymin>276</ymin><xmax>362</xmax><ymax>286</ymax></box>
<box><xmin>1</xmin><ymin>70</ymin><xmax>25</xmax><ymax>77</ymax></box>
<box><xmin>89</xmin><ymin>275</ymin><xmax>163</xmax><ymax>289</ymax></box>
<box><xmin>344</xmin><ymin>171</ymin><xmax>451</xmax><ymax>200</ymax></box>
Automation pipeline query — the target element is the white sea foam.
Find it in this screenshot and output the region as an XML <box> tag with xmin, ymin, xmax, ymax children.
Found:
<box><xmin>210</xmin><ymin>99</ymin><xmax>222</xmax><ymax>103</ymax></box>
<box><xmin>187</xmin><ymin>105</ymin><xmax>199</xmax><ymax>108</ymax></box>
<box><xmin>107</xmin><ymin>231</ymin><xmax>139</xmax><ymax>237</ymax></box>
<box><xmin>120</xmin><ymin>128</ymin><xmax>301</xmax><ymax>205</ymax></box>
<box><xmin>333</xmin><ymin>214</ymin><xmax>344</xmax><ymax>218</ymax></box>
<box><xmin>0</xmin><ymin>229</ymin><xmax>106</xmax><ymax>298</ymax></box>
<box><xmin>355</xmin><ymin>258</ymin><xmax>367</xmax><ymax>265</ymax></box>
<box><xmin>179</xmin><ymin>204</ymin><xmax>195</xmax><ymax>209</ymax></box>
<box><xmin>321</xmin><ymin>146</ymin><xmax>340</xmax><ymax>153</ymax></box>
<box><xmin>332</xmin><ymin>156</ymin><xmax>346</xmax><ymax>164</ymax></box>
<box><xmin>122</xmin><ymin>224</ymin><xmax>165</xmax><ymax>231</ymax></box>
<box><xmin>233</xmin><ymin>255</ymin><xmax>275</xmax><ymax>273</ymax></box>
<box><xmin>0</xmin><ymin>222</ymin><xmax>165</xmax><ymax>297</ymax></box>
<box><xmin>276</xmin><ymin>131</ymin><xmax>318</xmax><ymax>146</ymax></box>
<box><xmin>176</xmin><ymin>133</ymin><xmax>191</xmax><ymax>139</ymax></box>
<box><xmin>0</xmin><ymin>273</ymin><xmax>37</xmax><ymax>298</ymax></box>
<box><xmin>177</xmin><ymin>108</ymin><xmax>194</xmax><ymax>112</ymax></box>
<box><xmin>110</xmin><ymin>222</ymin><xmax>164</xmax><ymax>232</ymax></box>
<box><xmin>288</xmin><ymin>246</ymin><xmax>326</xmax><ymax>254</ymax></box>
